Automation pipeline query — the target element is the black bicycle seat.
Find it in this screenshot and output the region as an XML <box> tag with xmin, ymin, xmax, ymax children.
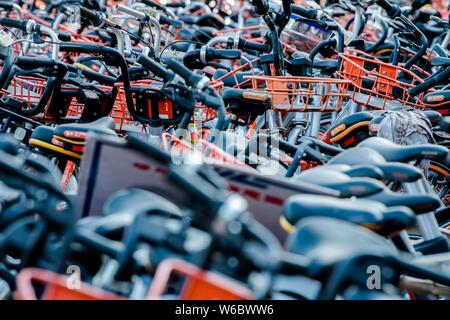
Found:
<box><xmin>326</xmin><ymin>112</ymin><xmax>374</xmax><ymax>148</ymax></box>
<box><xmin>54</xmin><ymin>117</ymin><xmax>116</xmax><ymax>138</ymax></box>
<box><xmin>283</xmin><ymin>195</ymin><xmax>415</xmax><ymax>236</ymax></box>
<box><xmin>367</xmin><ymin>191</ymin><xmax>441</xmax><ymax>215</ymax></box>
<box><xmin>342</xmin><ymin>165</ymin><xmax>385</xmax><ymax>180</ymax></box>
<box><xmin>286</xmin><ymin>217</ymin><xmax>398</xmax><ymax>276</ymax></box>
<box><xmin>29</xmin><ymin>117</ymin><xmax>116</xmax><ymax>163</ymax></box>
<box><xmin>102</xmin><ymin>188</ymin><xmax>182</xmax><ymax>217</ymax></box>
<box><xmin>29</xmin><ymin>126</ymin><xmax>69</xmax><ymax>159</ymax></box>
<box><xmin>329</xmin><ymin>147</ymin><xmax>423</xmax><ymax>182</ymax></box>
<box><xmin>423</xmin><ymin>90</ymin><xmax>450</xmax><ymax>108</ymax></box>
<box><xmin>438</xmin><ymin>116</ymin><xmax>450</xmax><ymax>133</ymax></box>
<box><xmin>423</xmin><ymin>110</ymin><xmax>443</xmax><ymax>127</ymax></box>
<box><xmin>329</xmin><ymin>147</ymin><xmax>385</xmax><ymax>166</ymax></box>
<box><xmin>295</xmin><ymin>169</ymin><xmax>385</xmax><ymax>198</ymax></box>
<box><xmin>222</xmin><ymin>88</ymin><xmax>270</xmax><ymax>117</ymax></box>
<box><xmin>359</xmin><ymin>137</ymin><xmax>449</xmax><ymax>165</ymax></box>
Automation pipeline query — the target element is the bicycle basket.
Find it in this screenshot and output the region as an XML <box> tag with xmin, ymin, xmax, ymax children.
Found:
<box><xmin>147</xmin><ymin>258</ymin><xmax>255</xmax><ymax>300</ymax></box>
<box><xmin>15</xmin><ymin>268</ymin><xmax>123</xmax><ymax>300</ymax></box>
<box><xmin>337</xmin><ymin>53</ymin><xmax>432</xmax><ymax>110</ymax></box>
<box><xmin>247</xmin><ymin>75</ymin><xmax>351</xmax><ymax>112</ymax></box>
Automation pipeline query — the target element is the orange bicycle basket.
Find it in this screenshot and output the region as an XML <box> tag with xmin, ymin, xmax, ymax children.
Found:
<box><xmin>15</xmin><ymin>268</ymin><xmax>123</xmax><ymax>300</ymax></box>
<box><xmin>147</xmin><ymin>258</ymin><xmax>255</xmax><ymax>300</ymax></box>
<box><xmin>337</xmin><ymin>52</ymin><xmax>433</xmax><ymax>110</ymax></box>
<box><xmin>247</xmin><ymin>75</ymin><xmax>351</xmax><ymax>112</ymax></box>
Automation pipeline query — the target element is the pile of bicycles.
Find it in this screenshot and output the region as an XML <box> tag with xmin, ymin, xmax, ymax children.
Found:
<box><xmin>0</xmin><ymin>0</ymin><xmax>447</xmax><ymax>301</ymax></box>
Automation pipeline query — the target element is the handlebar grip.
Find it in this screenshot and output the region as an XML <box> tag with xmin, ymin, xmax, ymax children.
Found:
<box><xmin>239</xmin><ymin>38</ymin><xmax>270</xmax><ymax>53</ymax></box>
<box><xmin>197</xmin><ymin>90</ymin><xmax>222</xmax><ymax>110</ymax></box>
<box><xmin>409</xmin><ymin>66</ymin><xmax>450</xmax><ymax>97</ymax></box>
<box><xmin>142</xmin><ymin>0</ymin><xmax>166</xmax><ymax>12</ymax></box>
<box><xmin>165</xmin><ymin>2</ymin><xmax>186</xmax><ymax>8</ymax></box>
<box><xmin>165</xmin><ymin>58</ymin><xmax>210</xmax><ymax>89</ymax></box>
<box><xmin>15</xmin><ymin>56</ymin><xmax>55</xmax><ymax>70</ymax></box>
<box><xmin>159</xmin><ymin>14</ymin><xmax>183</xmax><ymax>28</ymax></box>
<box><xmin>209</xmin><ymin>49</ymin><xmax>241</xmax><ymax>60</ymax></box>
<box><xmin>251</xmin><ymin>0</ymin><xmax>269</xmax><ymax>16</ymax></box>
<box><xmin>79</xmin><ymin>7</ymin><xmax>102</xmax><ymax>26</ymax></box>
<box><xmin>57</xmin><ymin>31</ymin><xmax>72</xmax><ymax>42</ymax></box>
<box><xmin>291</xmin><ymin>4</ymin><xmax>318</xmax><ymax>19</ymax></box>
<box><xmin>0</xmin><ymin>2</ymin><xmax>14</xmax><ymax>10</ymax></box>
<box><xmin>0</xmin><ymin>18</ymin><xmax>29</xmax><ymax>31</ymax></box>
<box><xmin>376</xmin><ymin>0</ymin><xmax>401</xmax><ymax>18</ymax></box>
<box><xmin>137</xmin><ymin>54</ymin><xmax>174</xmax><ymax>82</ymax></box>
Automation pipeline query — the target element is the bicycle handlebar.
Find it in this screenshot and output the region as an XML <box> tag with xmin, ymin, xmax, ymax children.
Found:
<box><xmin>408</xmin><ymin>66</ymin><xmax>450</xmax><ymax>97</ymax></box>
<box><xmin>165</xmin><ymin>58</ymin><xmax>210</xmax><ymax>90</ymax></box>
<box><xmin>291</xmin><ymin>4</ymin><xmax>318</xmax><ymax>19</ymax></box>
<box><xmin>232</xmin><ymin>37</ymin><xmax>270</xmax><ymax>53</ymax></box>
<box><xmin>0</xmin><ymin>17</ymin><xmax>30</xmax><ymax>31</ymax></box>
<box><xmin>251</xmin><ymin>0</ymin><xmax>269</xmax><ymax>16</ymax></box>
<box><xmin>375</xmin><ymin>0</ymin><xmax>401</xmax><ymax>18</ymax></box>
<box><xmin>15</xmin><ymin>56</ymin><xmax>57</xmax><ymax>70</ymax></box>
<box><xmin>159</xmin><ymin>14</ymin><xmax>183</xmax><ymax>28</ymax></box>
<box><xmin>137</xmin><ymin>54</ymin><xmax>175</xmax><ymax>82</ymax></box>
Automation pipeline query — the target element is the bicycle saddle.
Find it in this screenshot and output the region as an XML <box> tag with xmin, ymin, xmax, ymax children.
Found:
<box><xmin>438</xmin><ymin>116</ymin><xmax>450</xmax><ymax>133</ymax></box>
<box><xmin>54</xmin><ymin>117</ymin><xmax>116</xmax><ymax>137</ymax></box>
<box><xmin>29</xmin><ymin>126</ymin><xmax>66</xmax><ymax>159</ymax></box>
<box><xmin>222</xmin><ymin>88</ymin><xmax>270</xmax><ymax>116</ymax></box>
<box><xmin>286</xmin><ymin>217</ymin><xmax>398</xmax><ymax>276</ymax></box>
<box><xmin>102</xmin><ymin>188</ymin><xmax>182</xmax><ymax>217</ymax></box>
<box><xmin>342</xmin><ymin>165</ymin><xmax>385</xmax><ymax>180</ymax></box>
<box><xmin>29</xmin><ymin>117</ymin><xmax>116</xmax><ymax>162</ymax></box>
<box><xmin>328</xmin><ymin>147</ymin><xmax>422</xmax><ymax>182</ymax></box>
<box><xmin>326</xmin><ymin>112</ymin><xmax>374</xmax><ymax>148</ymax></box>
<box><xmin>367</xmin><ymin>191</ymin><xmax>441</xmax><ymax>214</ymax></box>
<box><xmin>311</xmin><ymin>163</ymin><xmax>384</xmax><ymax>180</ymax></box>
<box><xmin>359</xmin><ymin>137</ymin><xmax>449</xmax><ymax>166</ymax></box>
<box><xmin>423</xmin><ymin>90</ymin><xmax>450</xmax><ymax>109</ymax></box>
<box><xmin>423</xmin><ymin>110</ymin><xmax>443</xmax><ymax>127</ymax></box>
<box><xmin>295</xmin><ymin>169</ymin><xmax>385</xmax><ymax>198</ymax></box>
<box><xmin>283</xmin><ymin>195</ymin><xmax>415</xmax><ymax>236</ymax></box>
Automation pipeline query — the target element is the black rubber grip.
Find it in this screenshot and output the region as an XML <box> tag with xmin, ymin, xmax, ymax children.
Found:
<box><xmin>291</xmin><ymin>4</ymin><xmax>318</xmax><ymax>19</ymax></box>
<box><xmin>159</xmin><ymin>14</ymin><xmax>183</xmax><ymax>28</ymax></box>
<box><xmin>142</xmin><ymin>0</ymin><xmax>166</xmax><ymax>12</ymax></box>
<box><xmin>60</xmin><ymin>42</ymin><xmax>103</xmax><ymax>55</ymax></box>
<box><xmin>79</xmin><ymin>7</ymin><xmax>102</xmax><ymax>26</ymax></box>
<box><xmin>66</xmin><ymin>64</ymin><xmax>116</xmax><ymax>85</ymax></box>
<box><xmin>16</xmin><ymin>56</ymin><xmax>55</xmax><ymax>70</ymax></box>
<box><xmin>165</xmin><ymin>58</ymin><xmax>208</xmax><ymax>88</ymax></box>
<box><xmin>57</xmin><ymin>31</ymin><xmax>72</xmax><ymax>41</ymax></box>
<box><xmin>138</xmin><ymin>54</ymin><xmax>174</xmax><ymax>82</ymax></box>
<box><xmin>197</xmin><ymin>90</ymin><xmax>222</xmax><ymax>110</ymax></box>
<box><xmin>0</xmin><ymin>2</ymin><xmax>14</xmax><ymax>9</ymax></box>
<box><xmin>239</xmin><ymin>38</ymin><xmax>270</xmax><ymax>53</ymax></box>
<box><xmin>209</xmin><ymin>48</ymin><xmax>241</xmax><ymax>60</ymax></box>
<box><xmin>0</xmin><ymin>18</ymin><xmax>29</xmax><ymax>31</ymax></box>
<box><xmin>251</xmin><ymin>0</ymin><xmax>269</xmax><ymax>15</ymax></box>
<box><xmin>376</xmin><ymin>0</ymin><xmax>402</xmax><ymax>18</ymax></box>
<box><xmin>165</xmin><ymin>2</ymin><xmax>186</xmax><ymax>8</ymax></box>
<box><xmin>409</xmin><ymin>66</ymin><xmax>450</xmax><ymax>97</ymax></box>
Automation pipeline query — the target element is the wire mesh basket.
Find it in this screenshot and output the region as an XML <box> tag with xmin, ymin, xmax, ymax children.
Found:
<box><xmin>247</xmin><ymin>75</ymin><xmax>351</xmax><ymax>112</ymax></box>
<box><xmin>337</xmin><ymin>52</ymin><xmax>433</xmax><ymax>110</ymax></box>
